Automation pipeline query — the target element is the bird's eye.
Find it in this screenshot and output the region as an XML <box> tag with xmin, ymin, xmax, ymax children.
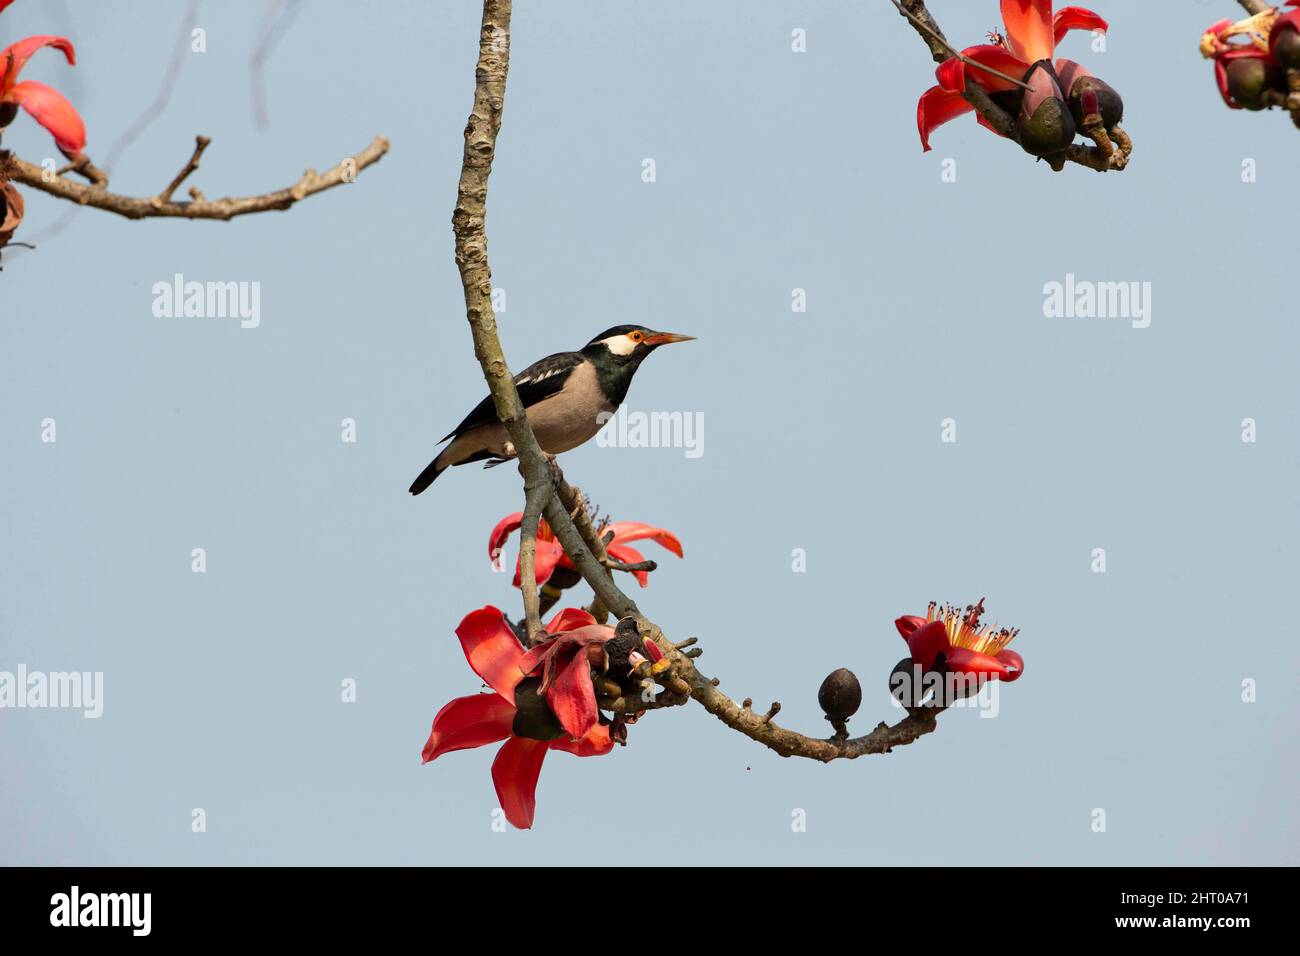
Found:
<box><xmin>630</xmin><ymin>331</ymin><xmax>643</xmax><ymax>343</ymax></box>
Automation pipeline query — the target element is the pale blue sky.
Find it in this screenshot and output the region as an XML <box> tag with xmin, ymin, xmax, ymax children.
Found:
<box><xmin>1</xmin><ymin>0</ymin><xmax>1296</xmax><ymax>865</ymax></box>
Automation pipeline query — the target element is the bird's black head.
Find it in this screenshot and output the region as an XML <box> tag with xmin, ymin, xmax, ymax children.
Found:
<box><xmin>580</xmin><ymin>325</ymin><xmax>694</xmax><ymax>406</ymax></box>
<box><xmin>581</xmin><ymin>325</ymin><xmax>695</xmax><ymax>365</ymax></box>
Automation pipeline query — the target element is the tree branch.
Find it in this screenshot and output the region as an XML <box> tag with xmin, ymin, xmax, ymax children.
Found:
<box><xmin>7</xmin><ymin>135</ymin><xmax>388</xmax><ymax>221</ymax></box>
<box><xmin>452</xmin><ymin>0</ymin><xmax>950</xmax><ymax>763</ymax></box>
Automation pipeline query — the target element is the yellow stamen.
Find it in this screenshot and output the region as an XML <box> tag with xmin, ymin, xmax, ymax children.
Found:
<box><xmin>926</xmin><ymin>598</ymin><xmax>1019</xmax><ymax>657</ymax></box>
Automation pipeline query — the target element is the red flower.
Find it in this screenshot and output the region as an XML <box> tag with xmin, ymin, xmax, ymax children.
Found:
<box><xmin>517</xmin><ymin>607</ymin><xmax>616</xmax><ymax>740</ymax></box>
<box><xmin>489</xmin><ymin>513</ymin><xmax>683</xmax><ymax>589</ymax></box>
<box><xmin>895</xmin><ymin>599</ymin><xmax>1024</xmax><ymax>682</ymax></box>
<box><xmin>918</xmin><ymin>1</ymin><xmax>1108</xmax><ymax>152</ymax></box>
<box><xmin>1201</xmin><ymin>3</ymin><xmax>1300</xmax><ymax>109</ymax></box>
<box><xmin>0</xmin><ymin>1</ymin><xmax>86</xmax><ymax>153</ymax></box>
<box><xmin>422</xmin><ymin>606</ymin><xmax>614</xmax><ymax>830</ymax></box>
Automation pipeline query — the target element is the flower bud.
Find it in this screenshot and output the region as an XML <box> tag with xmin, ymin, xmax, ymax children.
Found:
<box><xmin>1066</xmin><ymin>76</ymin><xmax>1124</xmax><ymax>131</ymax></box>
<box><xmin>1017</xmin><ymin>61</ymin><xmax>1076</xmax><ymax>156</ymax></box>
<box><xmin>1273</xmin><ymin>26</ymin><xmax>1300</xmax><ymax>70</ymax></box>
<box><xmin>817</xmin><ymin>668</ymin><xmax>862</xmax><ymax>723</ymax></box>
<box><xmin>1226</xmin><ymin>57</ymin><xmax>1284</xmax><ymax>110</ymax></box>
<box><xmin>0</xmin><ymin>102</ymin><xmax>19</xmax><ymax>129</ymax></box>
<box><xmin>511</xmin><ymin>677</ymin><xmax>564</xmax><ymax>741</ymax></box>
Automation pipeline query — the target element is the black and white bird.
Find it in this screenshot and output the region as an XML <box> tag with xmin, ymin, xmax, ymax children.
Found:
<box><xmin>409</xmin><ymin>325</ymin><xmax>694</xmax><ymax>495</ymax></box>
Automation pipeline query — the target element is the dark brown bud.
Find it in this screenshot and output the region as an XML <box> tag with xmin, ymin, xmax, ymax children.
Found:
<box><xmin>1226</xmin><ymin>58</ymin><xmax>1284</xmax><ymax>111</ymax></box>
<box><xmin>1274</xmin><ymin>27</ymin><xmax>1300</xmax><ymax>70</ymax></box>
<box><xmin>1018</xmin><ymin>59</ymin><xmax>1076</xmax><ymax>156</ymax></box>
<box><xmin>0</xmin><ymin>102</ymin><xmax>19</xmax><ymax>129</ymax></box>
<box><xmin>817</xmin><ymin>668</ymin><xmax>862</xmax><ymax>723</ymax></box>
<box><xmin>1019</xmin><ymin>97</ymin><xmax>1076</xmax><ymax>156</ymax></box>
<box><xmin>511</xmin><ymin>677</ymin><xmax>564</xmax><ymax>741</ymax></box>
<box><xmin>1065</xmin><ymin>75</ymin><xmax>1124</xmax><ymax>131</ymax></box>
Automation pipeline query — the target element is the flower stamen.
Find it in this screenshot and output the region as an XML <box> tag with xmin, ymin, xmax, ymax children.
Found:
<box><xmin>926</xmin><ymin>597</ymin><xmax>1020</xmax><ymax>657</ymax></box>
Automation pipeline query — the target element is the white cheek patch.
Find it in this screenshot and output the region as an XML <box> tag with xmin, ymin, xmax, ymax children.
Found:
<box><xmin>600</xmin><ymin>334</ymin><xmax>638</xmax><ymax>356</ymax></box>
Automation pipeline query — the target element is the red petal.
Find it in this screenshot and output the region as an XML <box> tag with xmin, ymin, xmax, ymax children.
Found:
<box><xmin>1020</xmin><ymin>60</ymin><xmax>1065</xmax><ymax>117</ymax></box>
<box><xmin>511</xmin><ymin>539</ymin><xmax>565</xmax><ymax>589</ymax></box>
<box><xmin>942</xmin><ymin>45</ymin><xmax>1028</xmax><ymax>93</ymax></box>
<box><xmin>455</xmin><ymin>606</ymin><xmax>525</xmax><ymax>700</ymax></box>
<box><xmin>546</xmin><ymin>649</ymin><xmax>600</xmax><ymax>739</ymax></box>
<box><xmin>518</xmin><ymin>623</ymin><xmax>614</xmax><ymax>689</ymax></box>
<box><xmin>917</xmin><ymin>86</ymin><xmax>974</xmax><ymax>152</ymax></box>
<box><xmin>8</xmin><ymin>80</ymin><xmax>85</xmax><ymax>153</ymax></box>
<box><xmin>546</xmin><ymin>607</ymin><xmax>598</xmax><ymax>633</ymax></box>
<box><xmin>0</xmin><ymin>0</ymin><xmax>15</xmax><ymax>15</ymax></box>
<box><xmin>945</xmin><ymin>646</ymin><xmax>1013</xmax><ymax>679</ymax></box>
<box><xmin>1213</xmin><ymin>58</ymin><xmax>1239</xmax><ymax>109</ymax></box>
<box><xmin>606</xmin><ymin>543</ymin><xmax>650</xmax><ymax>587</ymax></box>
<box><xmin>894</xmin><ymin>615</ymin><xmax>928</xmax><ymax>639</ymax></box>
<box><xmin>1273</xmin><ymin>11</ymin><xmax>1300</xmax><ymax>44</ymax></box>
<box><xmin>488</xmin><ymin>512</ymin><xmax>523</xmax><ymax>568</ymax></box>
<box><xmin>1</xmin><ymin>35</ymin><xmax>76</xmax><ymax>89</ymax></box>
<box><xmin>905</xmin><ymin>620</ymin><xmax>950</xmax><ymax>670</ymax></box>
<box><xmin>1001</xmin><ymin>0</ymin><xmax>1055</xmax><ymax>63</ymax></box>
<box><xmin>1054</xmin><ymin>58</ymin><xmax>1093</xmax><ymax>97</ymax></box>
<box><xmin>549</xmin><ymin>721</ymin><xmax>614</xmax><ymax>757</ymax></box>
<box><xmin>1053</xmin><ymin>7</ymin><xmax>1107</xmax><ymax>48</ymax></box>
<box><xmin>421</xmin><ymin>693</ymin><xmax>515</xmax><ymax>763</ymax></box>
<box><xmin>605</xmin><ymin>521</ymin><xmax>684</xmax><ymax>558</ymax></box>
<box><xmin>491</xmin><ymin>736</ymin><xmax>549</xmax><ymax>829</ymax></box>
<box><xmin>996</xmin><ymin>649</ymin><xmax>1025</xmax><ymax>682</ymax></box>
<box><xmin>936</xmin><ymin>56</ymin><xmax>965</xmax><ymax>92</ymax></box>
<box><xmin>641</xmin><ymin>637</ymin><xmax>664</xmax><ymax>663</ymax></box>
<box><xmin>518</xmin><ymin>638</ymin><xmax>562</xmax><ymax>684</ymax></box>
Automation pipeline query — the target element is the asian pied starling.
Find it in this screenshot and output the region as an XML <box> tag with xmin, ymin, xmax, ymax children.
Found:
<box><xmin>408</xmin><ymin>325</ymin><xmax>694</xmax><ymax>495</ymax></box>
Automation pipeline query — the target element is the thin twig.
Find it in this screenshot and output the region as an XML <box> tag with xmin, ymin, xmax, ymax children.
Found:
<box><xmin>9</xmin><ymin>136</ymin><xmax>388</xmax><ymax>221</ymax></box>
<box><xmin>887</xmin><ymin>0</ymin><xmax>1032</xmax><ymax>90</ymax></box>
<box><xmin>157</xmin><ymin>136</ymin><xmax>211</xmax><ymax>204</ymax></box>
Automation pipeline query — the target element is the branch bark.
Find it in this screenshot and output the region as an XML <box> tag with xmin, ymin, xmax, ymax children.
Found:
<box><xmin>7</xmin><ymin>135</ymin><xmax>388</xmax><ymax>221</ymax></box>
<box><xmin>451</xmin><ymin>0</ymin><xmax>951</xmax><ymax>763</ymax></box>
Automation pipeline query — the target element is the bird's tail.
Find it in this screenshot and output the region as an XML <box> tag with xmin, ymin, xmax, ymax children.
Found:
<box><xmin>408</xmin><ymin>455</ymin><xmax>446</xmax><ymax>496</ymax></box>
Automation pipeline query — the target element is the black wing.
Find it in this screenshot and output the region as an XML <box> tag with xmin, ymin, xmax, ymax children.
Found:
<box><xmin>439</xmin><ymin>350</ymin><xmax>583</xmax><ymax>442</ymax></box>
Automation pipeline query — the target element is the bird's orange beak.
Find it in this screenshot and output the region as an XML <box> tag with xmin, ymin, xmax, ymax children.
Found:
<box><xmin>643</xmin><ymin>331</ymin><xmax>696</xmax><ymax>346</ymax></box>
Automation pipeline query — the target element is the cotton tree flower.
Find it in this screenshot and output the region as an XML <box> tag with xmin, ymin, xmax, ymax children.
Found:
<box><xmin>422</xmin><ymin>606</ymin><xmax>614</xmax><ymax>829</ymax></box>
<box><xmin>918</xmin><ymin>1</ymin><xmax>1111</xmax><ymax>155</ymax></box>
<box><xmin>0</xmin><ymin>1</ymin><xmax>86</xmax><ymax>154</ymax></box>
<box><xmin>1200</xmin><ymin>3</ymin><xmax>1300</xmax><ymax>111</ymax></box>
<box><xmin>895</xmin><ymin>599</ymin><xmax>1024</xmax><ymax>682</ymax></box>
<box><xmin>489</xmin><ymin>512</ymin><xmax>682</xmax><ymax>589</ymax></box>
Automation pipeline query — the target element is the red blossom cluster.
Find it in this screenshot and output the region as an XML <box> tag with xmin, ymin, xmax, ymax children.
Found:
<box><xmin>423</xmin><ymin>513</ymin><xmax>680</xmax><ymax>829</ymax></box>
<box><xmin>918</xmin><ymin>0</ymin><xmax>1119</xmax><ymax>156</ymax></box>
<box><xmin>1201</xmin><ymin>2</ymin><xmax>1300</xmax><ymax>111</ymax></box>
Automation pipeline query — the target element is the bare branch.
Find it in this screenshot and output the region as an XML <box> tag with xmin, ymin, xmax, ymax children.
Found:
<box><xmin>158</xmin><ymin>135</ymin><xmax>211</xmax><ymax>204</ymax></box>
<box><xmin>8</xmin><ymin>136</ymin><xmax>389</xmax><ymax>221</ymax></box>
<box><xmin>451</xmin><ymin>0</ymin><xmax>951</xmax><ymax>763</ymax></box>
